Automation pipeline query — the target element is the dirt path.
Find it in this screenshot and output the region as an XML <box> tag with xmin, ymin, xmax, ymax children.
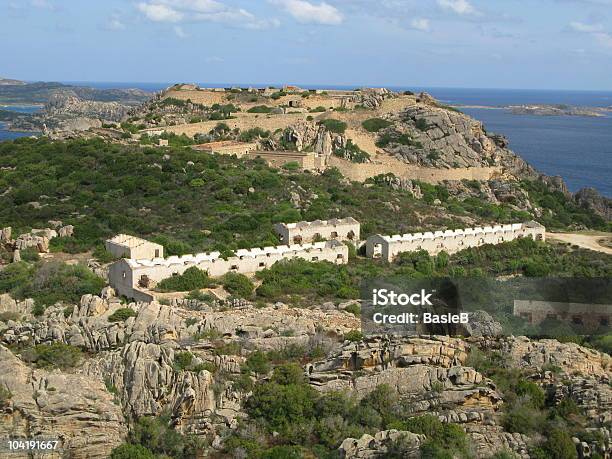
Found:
<box><xmin>547</xmin><ymin>232</ymin><xmax>612</xmax><ymax>255</ymax></box>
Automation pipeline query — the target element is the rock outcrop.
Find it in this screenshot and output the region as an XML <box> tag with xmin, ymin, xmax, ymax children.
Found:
<box><xmin>0</xmin><ymin>345</ymin><xmax>127</xmax><ymax>459</ymax></box>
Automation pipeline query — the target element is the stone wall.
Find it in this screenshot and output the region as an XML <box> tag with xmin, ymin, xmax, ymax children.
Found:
<box><xmin>366</xmin><ymin>222</ymin><xmax>545</xmax><ymax>262</ymax></box>
<box><xmin>328</xmin><ymin>156</ymin><xmax>502</xmax><ymax>184</ymax></box>
<box><xmin>274</xmin><ymin>218</ymin><xmax>360</xmax><ymax>244</ymax></box>
<box><xmin>248</xmin><ymin>151</ymin><xmax>317</xmax><ymax>170</ymax></box>
<box><xmin>513</xmin><ymin>300</ymin><xmax>611</xmax><ymax>331</ymax></box>
<box><xmin>109</xmin><ymin>240</ymin><xmax>348</xmax><ymax>300</ymax></box>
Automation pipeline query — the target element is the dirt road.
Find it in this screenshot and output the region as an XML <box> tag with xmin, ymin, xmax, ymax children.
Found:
<box><xmin>547</xmin><ymin>232</ymin><xmax>612</xmax><ymax>255</ymax></box>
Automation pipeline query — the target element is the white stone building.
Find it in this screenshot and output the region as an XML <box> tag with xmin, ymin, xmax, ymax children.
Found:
<box><xmin>366</xmin><ymin>221</ymin><xmax>545</xmax><ymax>262</ymax></box>
<box><xmin>109</xmin><ymin>240</ymin><xmax>348</xmax><ymax>301</ymax></box>
<box><xmin>274</xmin><ymin>218</ymin><xmax>360</xmax><ymax>245</ymax></box>
<box><xmin>105</xmin><ymin>234</ymin><xmax>164</xmax><ymax>260</ymax></box>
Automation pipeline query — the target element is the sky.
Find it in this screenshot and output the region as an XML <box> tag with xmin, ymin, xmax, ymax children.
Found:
<box><xmin>1</xmin><ymin>0</ymin><xmax>612</xmax><ymax>90</ymax></box>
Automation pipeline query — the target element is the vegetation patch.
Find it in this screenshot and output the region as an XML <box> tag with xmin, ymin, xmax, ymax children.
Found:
<box><xmin>319</xmin><ymin>118</ymin><xmax>347</xmax><ymax>134</ymax></box>
<box><xmin>108</xmin><ymin>308</ymin><xmax>138</xmax><ymax>323</ymax></box>
<box><xmin>362</xmin><ymin>118</ymin><xmax>393</xmax><ymax>132</ymax></box>
<box><xmin>22</xmin><ymin>342</ymin><xmax>83</xmax><ymax>370</ymax></box>
<box><xmin>156</xmin><ymin>267</ymin><xmax>214</xmax><ymax>292</ymax></box>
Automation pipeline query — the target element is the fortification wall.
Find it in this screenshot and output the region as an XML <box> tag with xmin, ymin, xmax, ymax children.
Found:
<box><xmin>328</xmin><ymin>156</ymin><xmax>502</xmax><ymax>184</ymax></box>
<box><xmin>366</xmin><ymin>223</ymin><xmax>545</xmax><ymax>262</ymax></box>
<box><xmin>142</xmin><ymin>113</ymin><xmax>309</xmax><ymax>138</ymax></box>
<box><xmin>110</xmin><ymin>241</ymin><xmax>348</xmax><ymax>299</ymax></box>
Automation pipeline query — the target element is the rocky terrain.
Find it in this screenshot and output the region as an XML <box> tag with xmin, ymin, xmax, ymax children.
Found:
<box><xmin>0</xmin><ymin>289</ymin><xmax>610</xmax><ymax>458</ymax></box>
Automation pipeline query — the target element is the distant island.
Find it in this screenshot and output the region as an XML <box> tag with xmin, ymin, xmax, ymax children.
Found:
<box><xmin>457</xmin><ymin>102</ymin><xmax>611</xmax><ymax>117</ymax></box>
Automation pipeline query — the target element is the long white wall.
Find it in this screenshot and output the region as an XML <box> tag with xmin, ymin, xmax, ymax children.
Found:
<box><xmin>109</xmin><ymin>240</ymin><xmax>348</xmax><ymax>300</ymax></box>
<box><xmin>366</xmin><ymin>222</ymin><xmax>545</xmax><ymax>262</ymax></box>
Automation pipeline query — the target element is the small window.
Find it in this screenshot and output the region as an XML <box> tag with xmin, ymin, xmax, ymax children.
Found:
<box><xmin>336</xmin><ymin>254</ymin><xmax>344</xmax><ymax>259</ymax></box>
<box><xmin>122</xmin><ymin>271</ymin><xmax>126</xmax><ymax>279</ymax></box>
<box><xmin>155</xmin><ymin>249</ymin><xmax>160</xmax><ymax>258</ymax></box>
<box><xmin>259</xmin><ymin>262</ymin><xmax>265</xmax><ymax>267</ymax></box>
<box><xmin>231</xmin><ymin>265</ymin><xmax>239</xmax><ymax>271</ymax></box>
<box><xmin>312</xmin><ymin>256</ymin><xmax>319</xmax><ymax>261</ymax></box>
<box><xmin>331</xmin><ymin>231</ymin><xmax>338</xmax><ymax>238</ymax></box>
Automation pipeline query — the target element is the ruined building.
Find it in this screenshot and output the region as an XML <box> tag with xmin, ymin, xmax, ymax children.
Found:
<box><xmin>366</xmin><ymin>221</ymin><xmax>545</xmax><ymax>262</ymax></box>
<box><xmin>274</xmin><ymin>218</ymin><xmax>360</xmax><ymax>245</ymax></box>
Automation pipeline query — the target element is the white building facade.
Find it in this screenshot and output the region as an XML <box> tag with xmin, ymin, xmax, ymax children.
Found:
<box><xmin>366</xmin><ymin>221</ymin><xmax>545</xmax><ymax>262</ymax></box>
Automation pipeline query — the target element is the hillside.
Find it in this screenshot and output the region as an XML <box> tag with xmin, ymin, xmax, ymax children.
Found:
<box><xmin>0</xmin><ymin>89</ymin><xmax>611</xmax><ymax>459</ymax></box>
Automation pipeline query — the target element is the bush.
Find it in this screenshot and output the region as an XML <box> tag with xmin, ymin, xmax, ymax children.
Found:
<box><xmin>247</xmin><ymin>105</ymin><xmax>273</xmax><ymax>113</ymax></box>
<box><xmin>2</xmin><ymin>261</ymin><xmax>105</xmax><ymax>310</ymax></box>
<box><xmin>221</xmin><ymin>273</ymin><xmax>255</xmax><ymax>298</ymax></box>
<box><xmin>319</xmin><ymin>119</ymin><xmax>347</xmax><ymax>134</ymax></box>
<box><xmin>110</xmin><ymin>444</ymin><xmax>155</xmax><ymax>459</ymax></box>
<box><xmin>156</xmin><ymin>267</ymin><xmax>213</xmax><ymax>292</ymax></box>
<box><xmin>256</xmin><ymin>259</ymin><xmax>358</xmax><ymax>303</ymax></box>
<box><xmin>362</xmin><ymin>118</ymin><xmax>393</xmax><ymax>132</ymax></box>
<box><xmin>282</xmin><ymin>161</ymin><xmax>300</xmax><ymax>171</ymax></box>
<box><xmin>129</xmin><ymin>415</ymin><xmax>205</xmax><ymax>459</ymax></box>
<box><xmin>344</xmin><ymin>330</ymin><xmax>363</xmax><ymax>342</ymax></box>
<box><xmin>108</xmin><ymin>308</ymin><xmax>137</xmax><ymax>323</ymax></box>
<box><xmin>23</xmin><ymin>342</ymin><xmax>83</xmax><ymax>369</ymax></box>
<box><xmin>541</xmin><ymin>429</ymin><xmax>578</xmax><ymax>459</ymax></box>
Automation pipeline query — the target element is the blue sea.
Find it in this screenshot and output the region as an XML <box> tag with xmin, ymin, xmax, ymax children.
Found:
<box><xmin>1</xmin><ymin>83</ymin><xmax>610</xmax><ymax>197</ymax></box>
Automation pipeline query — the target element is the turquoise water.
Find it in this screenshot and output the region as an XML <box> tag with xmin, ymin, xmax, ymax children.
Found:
<box><xmin>0</xmin><ymin>104</ymin><xmax>42</xmax><ymax>141</ymax></box>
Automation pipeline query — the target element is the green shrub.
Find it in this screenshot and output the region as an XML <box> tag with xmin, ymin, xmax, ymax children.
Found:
<box><xmin>0</xmin><ymin>385</ymin><xmax>12</xmax><ymax>406</ymax></box>
<box><xmin>129</xmin><ymin>415</ymin><xmax>205</xmax><ymax>458</ymax></box>
<box><xmin>23</xmin><ymin>342</ymin><xmax>83</xmax><ymax>369</ymax></box>
<box><xmin>319</xmin><ymin>119</ymin><xmax>347</xmax><ymax>134</ymax></box>
<box><xmin>256</xmin><ymin>259</ymin><xmax>358</xmax><ymax>303</ymax></box>
<box><xmin>362</xmin><ymin>118</ymin><xmax>393</xmax><ymax>132</ymax></box>
<box><xmin>156</xmin><ymin>267</ymin><xmax>213</xmax><ymax>292</ymax></box>
<box><xmin>108</xmin><ymin>308</ymin><xmax>137</xmax><ymax>323</ymax></box>
<box><xmin>4</xmin><ymin>262</ymin><xmax>105</xmax><ymax>311</ymax></box>
<box><xmin>541</xmin><ymin>429</ymin><xmax>578</xmax><ymax>459</ymax></box>
<box><xmin>222</xmin><ymin>272</ymin><xmax>255</xmax><ymax>298</ymax></box>
<box><xmin>110</xmin><ymin>444</ymin><xmax>155</xmax><ymax>459</ymax></box>
<box><xmin>244</xmin><ymin>350</ymin><xmax>271</xmax><ymax>375</ymax></box>
<box><xmin>415</xmin><ymin>118</ymin><xmax>431</xmax><ymax>131</ymax></box>
<box><xmin>344</xmin><ymin>303</ymin><xmax>361</xmax><ymax>317</ymax></box>
<box><xmin>282</xmin><ymin>161</ymin><xmax>300</xmax><ymax>171</ymax></box>
<box><xmin>344</xmin><ymin>330</ymin><xmax>363</xmax><ymax>342</ymax></box>
<box><xmin>247</xmin><ymin>105</ymin><xmax>273</xmax><ymax>113</ymax></box>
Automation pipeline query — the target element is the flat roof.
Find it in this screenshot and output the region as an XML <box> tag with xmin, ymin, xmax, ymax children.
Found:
<box><xmin>107</xmin><ymin>234</ymin><xmax>162</xmax><ymax>249</ymax></box>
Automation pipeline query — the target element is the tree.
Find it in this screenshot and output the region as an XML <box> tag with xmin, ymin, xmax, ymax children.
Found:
<box><xmin>109</xmin><ymin>444</ymin><xmax>154</xmax><ymax>459</ymax></box>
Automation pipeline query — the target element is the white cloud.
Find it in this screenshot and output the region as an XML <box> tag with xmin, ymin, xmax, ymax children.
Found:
<box><xmin>594</xmin><ymin>31</ymin><xmax>612</xmax><ymax>47</ymax></box>
<box><xmin>137</xmin><ymin>0</ymin><xmax>278</xmax><ymax>29</ymax></box>
<box><xmin>569</xmin><ymin>21</ymin><xmax>603</xmax><ymax>33</ymax></box>
<box><xmin>437</xmin><ymin>0</ymin><xmax>477</xmax><ymax>15</ymax></box>
<box><xmin>137</xmin><ymin>3</ymin><xmax>183</xmax><ymax>22</ymax></box>
<box><xmin>107</xmin><ymin>18</ymin><xmax>126</xmax><ymax>30</ymax></box>
<box><xmin>174</xmin><ymin>25</ymin><xmax>188</xmax><ymax>37</ymax></box>
<box><xmin>568</xmin><ymin>20</ymin><xmax>612</xmax><ymax>48</ymax></box>
<box><xmin>409</xmin><ymin>17</ymin><xmax>430</xmax><ymax>31</ymax></box>
<box><xmin>271</xmin><ymin>0</ymin><xmax>343</xmax><ymax>25</ymax></box>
